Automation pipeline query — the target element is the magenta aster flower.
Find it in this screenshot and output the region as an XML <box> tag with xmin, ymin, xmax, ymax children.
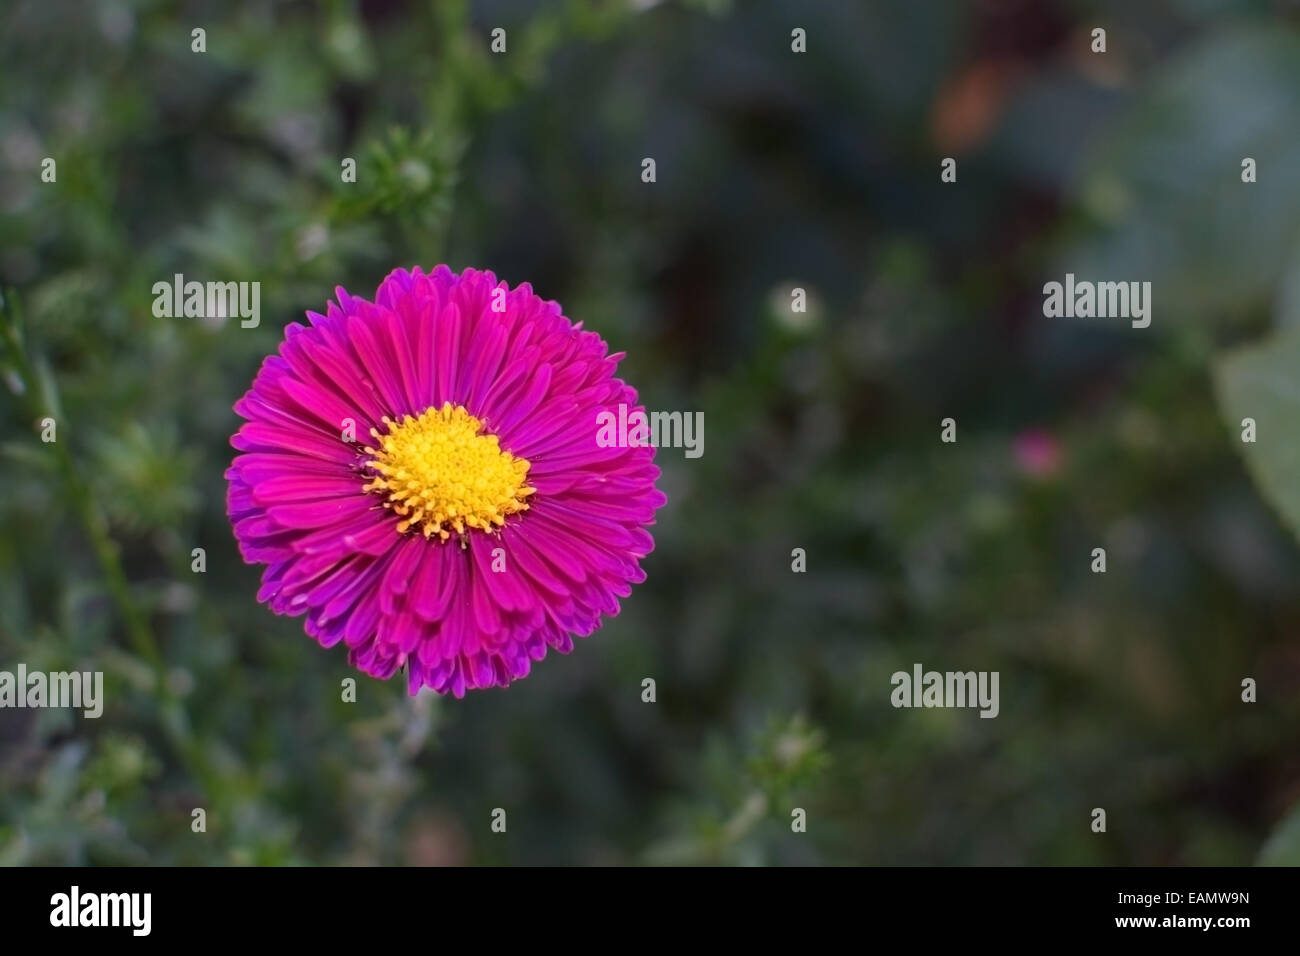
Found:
<box><xmin>226</xmin><ymin>265</ymin><xmax>665</xmax><ymax>697</ymax></box>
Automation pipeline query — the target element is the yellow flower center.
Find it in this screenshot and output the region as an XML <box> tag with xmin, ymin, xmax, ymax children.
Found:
<box><xmin>361</xmin><ymin>403</ymin><xmax>534</xmax><ymax>540</ymax></box>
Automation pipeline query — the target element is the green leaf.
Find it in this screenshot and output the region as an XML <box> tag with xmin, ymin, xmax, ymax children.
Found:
<box><xmin>1067</xmin><ymin>26</ymin><xmax>1300</xmax><ymax>318</ymax></box>
<box><xmin>0</xmin><ymin>440</ymin><xmax>58</xmax><ymax>472</ymax></box>
<box><xmin>1213</xmin><ymin>325</ymin><xmax>1300</xmax><ymax>542</ymax></box>
<box><xmin>1259</xmin><ymin>799</ymin><xmax>1300</xmax><ymax>866</ymax></box>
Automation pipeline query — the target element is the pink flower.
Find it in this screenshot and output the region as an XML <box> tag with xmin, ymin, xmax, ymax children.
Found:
<box><xmin>226</xmin><ymin>266</ymin><xmax>665</xmax><ymax>696</ymax></box>
<box><xmin>1013</xmin><ymin>428</ymin><xmax>1062</xmax><ymax>479</ymax></box>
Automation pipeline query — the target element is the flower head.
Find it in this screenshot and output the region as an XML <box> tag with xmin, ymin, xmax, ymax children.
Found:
<box><xmin>1012</xmin><ymin>428</ymin><xmax>1063</xmax><ymax>480</ymax></box>
<box><xmin>226</xmin><ymin>266</ymin><xmax>665</xmax><ymax>696</ymax></box>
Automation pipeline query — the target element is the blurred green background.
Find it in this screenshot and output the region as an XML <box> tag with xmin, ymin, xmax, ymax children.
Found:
<box><xmin>3</xmin><ymin>0</ymin><xmax>1300</xmax><ymax>865</ymax></box>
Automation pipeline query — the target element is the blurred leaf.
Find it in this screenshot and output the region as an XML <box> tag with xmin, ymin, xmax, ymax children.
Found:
<box><xmin>90</xmin><ymin>421</ymin><xmax>200</xmax><ymax>533</ymax></box>
<box><xmin>0</xmin><ymin>440</ymin><xmax>58</xmax><ymax>472</ymax></box>
<box><xmin>1213</xmin><ymin>325</ymin><xmax>1300</xmax><ymax>543</ymax></box>
<box><xmin>1258</xmin><ymin>799</ymin><xmax>1300</xmax><ymax>866</ymax></box>
<box><xmin>1068</xmin><ymin>26</ymin><xmax>1300</xmax><ymax>318</ymax></box>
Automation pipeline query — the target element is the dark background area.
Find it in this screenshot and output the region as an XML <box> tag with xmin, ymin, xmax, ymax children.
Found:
<box><xmin>3</xmin><ymin>0</ymin><xmax>1300</xmax><ymax>865</ymax></box>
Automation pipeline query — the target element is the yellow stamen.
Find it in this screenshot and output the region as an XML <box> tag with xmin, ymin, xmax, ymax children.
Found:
<box><xmin>361</xmin><ymin>403</ymin><xmax>534</xmax><ymax>540</ymax></box>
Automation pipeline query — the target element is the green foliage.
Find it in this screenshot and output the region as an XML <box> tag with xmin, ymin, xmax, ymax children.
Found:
<box><xmin>1258</xmin><ymin>799</ymin><xmax>1300</xmax><ymax>866</ymax></box>
<box><xmin>1068</xmin><ymin>26</ymin><xmax>1300</xmax><ymax>320</ymax></box>
<box><xmin>1</xmin><ymin>0</ymin><xmax>1299</xmax><ymax>867</ymax></box>
<box><xmin>1214</xmin><ymin>328</ymin><xmax>1300</xmax><ymax>541</ymax></box>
